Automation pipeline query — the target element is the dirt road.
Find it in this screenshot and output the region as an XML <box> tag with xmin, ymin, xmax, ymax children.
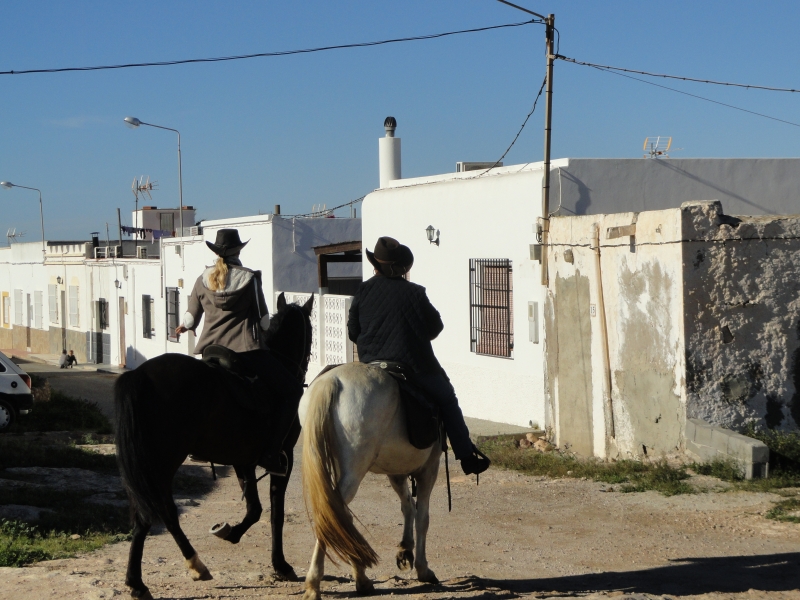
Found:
<box><xmin>1</xmin><ymin>445</ymin><xmax>799</xmax><ymax>600</ymax></box>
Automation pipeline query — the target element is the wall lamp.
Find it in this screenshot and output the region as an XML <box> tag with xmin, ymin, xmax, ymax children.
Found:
<box><xmin>425</xmin><ymin>225</ymin><xmax>440</xmax><ymax>246</ymax></box>
<box><xmin>56</xmin><ymin>276</ymin><xmax>63</xmax><ymax>284</ymax></box>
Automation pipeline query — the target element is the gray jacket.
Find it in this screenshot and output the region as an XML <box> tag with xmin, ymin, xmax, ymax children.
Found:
<box><xmin>184</xmin><ymin>264</ymin><xmax>270</xmax><ymax>355</ymax></box>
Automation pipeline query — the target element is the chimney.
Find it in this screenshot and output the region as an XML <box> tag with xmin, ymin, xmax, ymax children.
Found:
<box><xmin>379</xmin><ymin>116</ymin><xmax>401</xmax><ymax>188</ymax></box>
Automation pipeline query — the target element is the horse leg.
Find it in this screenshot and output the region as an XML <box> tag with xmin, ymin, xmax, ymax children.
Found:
<box><xmin>161</xmin><ymin>497</ymin><xmax>213</xmax><ymax>582</ymax></box>
<box><xmin>302</xmin><ymin>539</ymin><xmax>327</xmax><ymax>600</ymax></box>
<box><xmin>387</xmin><ymin>474</ymin><xmax>416</xmax><ymax>572</ymax></box>
<box><xmin>270</xmin><ymin>419</ymin><xmax>300</xmax><ymax>580</ymax></box>
<box><xmin>338</xmin><ymin>474</ymin><xmax>374</xmax><ymax>596</ymax></box>
<box><xmin>412</xmin><ymin>451</ymin><xmax>441</xmax><ymax>584</ymax></box>
<box><xmin>223</xmin><ymin>464</ymin><xmax>262</xmax><ymax>544</ymax></box>
<box><xmin>124</xmin><ymin>512</ymin><xmax>153</xmax><ymax>600</ymax></box>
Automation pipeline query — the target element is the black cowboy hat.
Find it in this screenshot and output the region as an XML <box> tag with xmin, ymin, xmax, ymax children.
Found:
<box><xmin>366</xmin><ymin>236</ymin><xmax>414</xmax><ymax>278</ymax></box>
<box><xmin>206</xmin><ymin>228</ymin><xmax>249</xmax><ymax>258</ymax></box>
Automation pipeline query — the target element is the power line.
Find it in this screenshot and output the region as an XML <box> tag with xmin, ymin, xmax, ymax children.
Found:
<box><xmin>0</xmin><ymin>20</ymin><xmax>541</xmax><ymax>76</ymax></box>
<box><xmin>557</xmin><ymin>55</ymin><xmax>800</xmax><ymax>93</ymax></box>
<box><xmin>285</xmin><ymin>195</ymin><xmax>366</xmax><ymax>218</ymax></box>
<box><xmin>576</xmin><ymin>62</ymin><xmax>800</xmax><ymax>129</ymax></box>
<box><xmin>474</xmin><ymin>75</ymin><xmax>548</xmax><ymax>177</ymax></box>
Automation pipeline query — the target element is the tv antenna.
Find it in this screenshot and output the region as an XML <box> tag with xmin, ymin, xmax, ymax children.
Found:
<box><xmin>131</xmin><ymin>176</ymin><xmax>158</xmax><ymax>202</ymax></box>
<box><xmin>643</xmin><ymin>136</ymin><xmax>674</xmax><ymax>159</ymax></box>
<box><xmin>6</xmin><ymin>228</ymin><xmax>26</xmax><ymax>244</ymax></box>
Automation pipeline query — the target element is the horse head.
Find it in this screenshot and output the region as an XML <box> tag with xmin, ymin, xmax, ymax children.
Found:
<box><xmin>264</xmin><ymin>293</ymin><xmax>314</xmax><ymax>381</ymax></box>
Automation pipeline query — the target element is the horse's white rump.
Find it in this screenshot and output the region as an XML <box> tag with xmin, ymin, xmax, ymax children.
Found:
<box><xmin>299</xmin><ymin>362</ymin><xmax>441</xmax><ymax>600</ymax></box>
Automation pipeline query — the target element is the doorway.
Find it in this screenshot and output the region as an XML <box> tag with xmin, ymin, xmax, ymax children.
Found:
<box><xmin>118</xmin><ymin>296</ymin><xmax>126</xmax><ymax>367</ymax></box>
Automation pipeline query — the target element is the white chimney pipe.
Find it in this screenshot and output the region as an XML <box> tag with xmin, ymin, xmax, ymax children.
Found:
<box><xmin>379</xmin><ymin>116</ymin><xmax>401</xmax><ymax>188</ymax></box>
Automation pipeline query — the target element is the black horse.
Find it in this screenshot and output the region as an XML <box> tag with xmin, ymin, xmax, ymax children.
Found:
<box><xmin>114</xmin><ymin>293</ymin><xmax>313</xmax><ymax>600</ymax></box>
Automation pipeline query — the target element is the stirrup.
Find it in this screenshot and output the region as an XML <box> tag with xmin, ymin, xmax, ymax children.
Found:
<box><xmin>260</xmin><ymin>450</ymin><xmax>288</xmax><ymax>477</ymax></box>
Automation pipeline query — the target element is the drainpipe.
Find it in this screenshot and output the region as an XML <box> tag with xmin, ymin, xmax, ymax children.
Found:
<box><xmin>592</xmin><ymin>224</ymin><xmax>615</xmax><ymax>445</ymax></box>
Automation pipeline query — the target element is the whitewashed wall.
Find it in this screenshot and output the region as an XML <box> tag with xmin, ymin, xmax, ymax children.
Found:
<box><xmin>361</xmin><ymin>161</ymin><xmax>561</xmax><ymax>428</ymax></box>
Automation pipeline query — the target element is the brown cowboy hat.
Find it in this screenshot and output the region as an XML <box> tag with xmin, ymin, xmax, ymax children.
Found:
<box><xmin>366</xmin><ymin>236</ymin><xmax>414</xmax><ymax>277</ymax></box>
<box><xmin>206</xmin><ymin>228</ymin><xmax>249</xmax><ymax>258</ymax></box>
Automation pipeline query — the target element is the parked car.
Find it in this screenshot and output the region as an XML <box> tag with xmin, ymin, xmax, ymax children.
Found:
<box><xmin>0</xmin><ymin>350</ymin><xmax>33</xmax><ymax>431</ymax></box>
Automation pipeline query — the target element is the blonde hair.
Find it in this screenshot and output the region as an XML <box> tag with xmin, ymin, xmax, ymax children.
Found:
<box><xmin>208</xmin><ymin>257</ymin><xmax>229</xmax><ymax>291</ymax></box>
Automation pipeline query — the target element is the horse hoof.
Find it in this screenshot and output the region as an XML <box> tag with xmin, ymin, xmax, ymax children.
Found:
<box><xmin>418</xmin><ymin>569</ymin><xmax>439</xmax><ymax>585</ymax></box>
<box><xmin>395</xmin><ymin>549</ymin><xmax>414</xmax><ymax>572</ymax></box>
<box><xmin>302</xmin><ymin>587</ymin><xmax>321</xmax><ymax>600</ymax></box>
<box><xmin>186</xmin><ymin>554</ymin><xmax>214</xmax><ymax>581</ymax></box>
<box><xmin>130</xmin><ymin>589</ymin><xmax>154</xmax><ymax>600</ymax></box>
<box><xmin>355</xmin><ymin>579</ymin><xmax>375</xmax><ymax>596</ymax></box>
<box><xmin>210</xmin><ymin>522</ymin><xmax>231</xmax><ymax>539</ymax></box>
<box><xmin>272</xmin><ymin>566</ymin><xmax>298</xmax><ymax>581</ymax></box>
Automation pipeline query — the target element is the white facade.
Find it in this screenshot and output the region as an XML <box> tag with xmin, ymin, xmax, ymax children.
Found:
<box><xmin>0</xmin><ymin>214</ymin><xmax>360</xmax><ymax>370</ymax></box>
<box><xmin>361</xmin><ymin>162</ymin><xmax>563</xmax><ymax>428</ymax></box>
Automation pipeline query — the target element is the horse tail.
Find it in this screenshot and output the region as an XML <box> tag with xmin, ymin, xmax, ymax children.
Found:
<box><xmin>302</xmin><ymin>375</ymin><xmax>379</xmax><ymax>568</ymax></box>
<box><xmin>114</xmin><ymin>369</ymin><xmax>171</xmax><ymax>524</ymax></box>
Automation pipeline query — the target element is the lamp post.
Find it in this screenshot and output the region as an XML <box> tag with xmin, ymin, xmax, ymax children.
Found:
<box><xmin>1</xmin><ymin>182</ymin><xmax>46</xmax><ymax>260</ymax></box>
<box><xmin>124</xmin><ymin>116</ymin><xmax>184</xmax><ymax>266</ymax></box>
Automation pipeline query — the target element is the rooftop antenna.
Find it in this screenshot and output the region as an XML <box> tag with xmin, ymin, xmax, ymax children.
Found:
<box><xmin>6</xmin><ymin>228</ymin><xmax>26</xmax><ymax>245</ymax></box>
<box><xmin>131</xmin><ymin>176</ymin><xmax>157</xmax><ymax>248</ymax></box>
<box><xmin>643</xmin><ymin>136</ymin><xmax>673</xmax><ymax>158</ymax></box>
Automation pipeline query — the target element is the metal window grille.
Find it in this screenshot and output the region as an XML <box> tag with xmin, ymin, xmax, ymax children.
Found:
<box><xmin>48</xmin><ymin>284</ymin><xmax>58</xmax><ymax>323</ymax></box>
<box><xmin>34</xmin><ymin>291</ymin><xmax>43</xmax><ymax>329</ymax></box>
<box><xmin>142</xmin><ymin>295</ymin><xmax>155</xmax><ymax>338</ymax></box>
<box><xmin>96</xmin><ymin>298</ymin><xmax>109</xmax><ymax>330</ymax></box>
<box><xmin>69</xmin><ymin>286</ymin><xmax>79</xmax><ymax>327</ymax></box>
<box><xmin>469</xmin><ymin>259</ymin><xmax>514</xmax><ymax>358</ymax></box>
<box><xmin>166</xmin><ymin>288</ymin><xmax>179</xmax><ymax>342</ymax></box>
<box><xmin>14</xmin><ymin>289</ymin><xmax>22</xmax><ymax>325</ymax></box>
<box><xmin>2</xmin><ymin>295</ymin><xmax>9</xmax><ymax>326</ymax></box>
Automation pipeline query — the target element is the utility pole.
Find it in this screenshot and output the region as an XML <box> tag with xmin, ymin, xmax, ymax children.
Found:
<box><xmin>495</xmin><ymin>1</ymin><xmax>555</xmax><ymax>286</ymax></box>
<box><xmin>541</xmin><ymin>13</ymin><xmax>555</xmax><ymax>285</ymax></box>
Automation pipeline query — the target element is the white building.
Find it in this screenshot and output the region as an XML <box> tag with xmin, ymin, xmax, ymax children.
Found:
<box><xmin>0</xmin><ymin>213</ymin><xmax>360</xmax><ymax>369</ymax></box>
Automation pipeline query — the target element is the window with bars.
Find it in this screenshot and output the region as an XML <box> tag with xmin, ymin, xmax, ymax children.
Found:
<box><xmin>166</xmin><ymin>288</ymin><xmax>179</xmax><ymax>342</ymax></box>
<box><xmin>142</xmin><ymin>295</ymin><xmax>154</xmax><ymax>338</ymax></box>
<box><xmin>2</xmin><ymin>293</ymin><xmax>10</xmax><ymax>327</ymax></box>
<box><xmin>96</xmin><ymin>298</ymin><xmax>109</xmax><ymax>330</ymax></box>
<box><xmin>48</xmin><ymin>284</ymin><xmax>58</xmax><ymax>324</ymax></box>
<box><xmin>68</xmin><ymin>286</ymin><xmax>79</xmax><ymax>327</ymax></box>
<box><xmin>469</xmin><ymin>258</ymin><xmax>514</xmax><ymax>358</ymax></box>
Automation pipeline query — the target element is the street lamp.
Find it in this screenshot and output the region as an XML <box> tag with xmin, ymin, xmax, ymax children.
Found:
<box><xmin>123</xmin><ymin>116</ymin><xmax>184</xmax><ymax>265</ymax></box>
<box><xmin>1</xmin><ymin>181</ymin><xmax>46</xmax><ymax>260</ymax></box>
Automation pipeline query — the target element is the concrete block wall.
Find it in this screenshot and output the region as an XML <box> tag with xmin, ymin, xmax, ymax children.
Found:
<box><xmin>684</xmin><ymin>418</ymin><xmax>769</xmax><ymax>479</ymax></box>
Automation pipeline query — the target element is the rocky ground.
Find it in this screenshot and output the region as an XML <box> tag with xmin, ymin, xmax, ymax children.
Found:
<box><xmin>1</xmin><ymin>443</ymin><xmax>799</xmax><ymax>600</ymax></box>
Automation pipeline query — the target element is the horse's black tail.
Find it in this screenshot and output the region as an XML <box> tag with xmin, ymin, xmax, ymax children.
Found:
<box><xmin>115</xmin><ymin>369</ymin><xmax>171</xmax><ymax>524</ymax></box>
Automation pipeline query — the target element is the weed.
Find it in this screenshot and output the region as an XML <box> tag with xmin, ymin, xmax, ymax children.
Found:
<box><xmin>8</xmin><ymin>388</ymin><xmax>112</xmax><ymax>434</ymax></box>
<box><xmin>765</xmin><ymin>497</ymin><xmax>800</xmax><ymax>523</ymax></box>
<box><xmin>477</xmin><ymin>438</ymin><xmax>693</xmax><ymax>496</ymax></box>
<box><xmin>0</xmin><ymin>437</ymin><xmax>118</xmax><ymax>471</ymax></box>
<box><xmin>691</xmin><ymin>460</ymin><xmax>744</xmax><ymax>482</ymax></box>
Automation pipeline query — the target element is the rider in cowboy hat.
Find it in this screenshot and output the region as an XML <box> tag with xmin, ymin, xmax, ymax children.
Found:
<box><xmin>347</xmin><ymin>236</ymin><xmax>491</xmax><ymax>475</ymax></box>
<box><xmin>175</xmin><ymin>228</ymin><xmax>303</xmax><ymax>476</ymax></box>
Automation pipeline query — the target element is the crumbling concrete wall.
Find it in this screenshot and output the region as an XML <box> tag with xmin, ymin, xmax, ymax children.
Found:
<box><xmin>681</xmin><ymin>201</ymin><xmax>800</xmax><ymax>431</ymax></box>
<box><xmin>546</xmin><ymin>200</ymin><xmax>800</xmax><ymax>460</ymax></box>
<box><xmin>546</xmin><ymin>207</ymin><xmax>686</xmax><ymax>459</ymax></box>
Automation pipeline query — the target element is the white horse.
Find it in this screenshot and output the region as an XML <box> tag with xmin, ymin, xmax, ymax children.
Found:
<box><xmin>299</xmin><ymin>362</ymin><xmax>442</xmax><ymax>600</ymax></box>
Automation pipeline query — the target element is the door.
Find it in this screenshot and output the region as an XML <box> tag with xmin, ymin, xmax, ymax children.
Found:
<box><xmin>60</xmin><ymin>290</ymin><xmax>67</xmax><ymax>351</ymax></box>
<box><xmin>26</xmin><ymin>293</ymin><xmax>32</xmax><ymax>351</ymax></box>
<box><xmin>118</xmin><ymin>296</ymin><xmax>126</xmax><ymax>367</ymax></box>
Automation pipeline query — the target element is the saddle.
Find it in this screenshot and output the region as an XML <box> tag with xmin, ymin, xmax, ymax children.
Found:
<box><xmin>369</xmin><ymin>361</ymin><xmax>442</xmax><ymax>450</ymax></box>
<box><xmin>201</xmin><ymin>345</ymin><xmax>268</xmax><ymax>415</ymax></box>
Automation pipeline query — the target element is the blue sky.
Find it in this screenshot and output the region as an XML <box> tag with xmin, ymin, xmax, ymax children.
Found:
<box><xmin>2</xmin><ymin>1</ymin><xmax>799</xmax><ymax>240</ymax></box>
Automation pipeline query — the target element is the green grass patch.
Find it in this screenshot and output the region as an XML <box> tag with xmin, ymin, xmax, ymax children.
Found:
<box><xmin>0</xmin><ymin>518</ymin><xmax>129</xmax><ymax>567</ymax></box>
<box><xmin>765</xmin><ymin>497</ymin><xmax>800</xmax><ymax>523</ymax></box>
<box><xmin>477</xmin><ymin>438</ymin><xmax>693</xmax><ymax>496</ymax></box>
<box><xmin>0</xmin><ymin>437</ymin><xmax>118</xmax><ymax>471</ymax></box>
<box><xmin>8</xmin><ymin>388</ymin><xmax>112</xmax><ymax>434</ymax></box>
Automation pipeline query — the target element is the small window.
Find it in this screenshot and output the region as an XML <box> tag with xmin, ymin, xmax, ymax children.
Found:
<box><xmin>166</xmin><ymin>288</ymin><xmax>179</xmax><ymax>342</ymax></box>
<box><xmin>14</xmin><ymin>289</ymin><xmax>22</xmax><ymax>325</ymax></box>
<box><xmin>48</xmin><ymin>284</ymin><xmax>58</xmax><ymax>324</ymax></box>
<box><xmin>469</xmin><ymin>259</ymin><xmax>514</xmax><ymax>358</ymax></box>
<box><xmin>142</xmin><ymin>295</ymin><xmax>155</xmax><ymax>338</ymax></box>
<box><xmin>96</xmin><ymin>298</ymin><xmax>109</xmax><ymax>330</ymax></box>
<box><xmin>69</xmin><ymin>286</ymin><xmax>79</xmax><ymax>327</ymax></box>
<box><xmin>34</xmin><ymin>291</ymin><xmax>43</xmax><ymax>329</ymax></box>
<box><xmin>2</xmin><ymin>293</ymin><xmax>9</xmax><ymax>327</ymax></box>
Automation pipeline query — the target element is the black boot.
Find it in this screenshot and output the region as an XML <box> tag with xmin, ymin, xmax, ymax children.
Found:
<box><xmin>460</xmin><ymin>446</ymin><xmax>491</xmax><ymax>475</ymax></box>
<box><xmin>260</xmin><ymin>450</ymin><xmax>289</xmax><ymax>476</ymax></box>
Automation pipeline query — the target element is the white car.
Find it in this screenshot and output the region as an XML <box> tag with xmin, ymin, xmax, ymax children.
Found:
<box><xmin>0</xmin><ymin>350</ymin><xmax>33</xmax><ymax>431</ymax></box>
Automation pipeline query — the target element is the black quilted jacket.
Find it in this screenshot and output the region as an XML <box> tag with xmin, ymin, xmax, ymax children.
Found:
<box><xmin>347</xmin><ymin>275</ymin><xmax>444</xmax><ymax>374</ymax></box>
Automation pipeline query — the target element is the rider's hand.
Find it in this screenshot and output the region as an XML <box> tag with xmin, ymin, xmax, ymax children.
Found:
<box><xmin>175</xmin><ymin>325</ymin><xmax>188</xmax><ymax>335</ymax></box>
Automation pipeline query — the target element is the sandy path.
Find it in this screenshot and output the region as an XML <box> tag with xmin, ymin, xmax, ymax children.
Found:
<box><xmin>1</xmin><ymin>447</ymin><xmax>799</xmax><ymax>600</ymax></box>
